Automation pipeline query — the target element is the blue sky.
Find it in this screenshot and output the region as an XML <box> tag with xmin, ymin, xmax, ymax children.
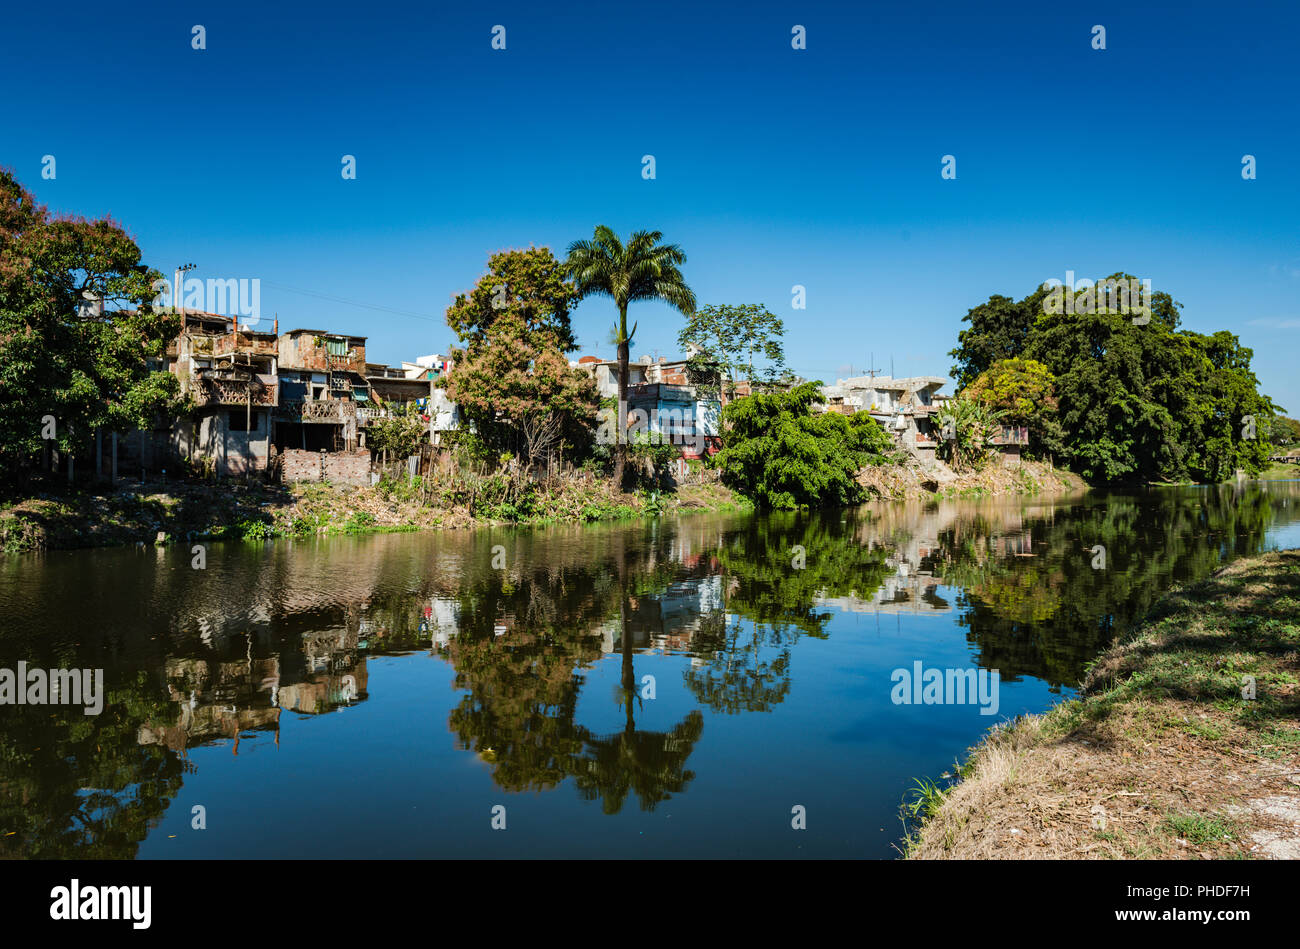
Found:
<box><xmin>4</xmin><ymin>0</ymin><xmax>1298</xmax><ymax>410</ymax></box>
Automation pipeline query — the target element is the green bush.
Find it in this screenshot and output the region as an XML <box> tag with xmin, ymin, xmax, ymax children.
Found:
<box><xmin>713</xmin><ymin>382</ymin><xmax>893</xmax><ymax>509</ymax></box>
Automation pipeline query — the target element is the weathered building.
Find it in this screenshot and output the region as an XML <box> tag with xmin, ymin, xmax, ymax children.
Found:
<box><xmin>168</xmin><ymin>311</ymin><xmax>279</xmax><ymax>476</ymax></box>
<box><xmin>273</xmin><ymin>329</ymin><xmax>368</xmax><ymax>452</ymax></box>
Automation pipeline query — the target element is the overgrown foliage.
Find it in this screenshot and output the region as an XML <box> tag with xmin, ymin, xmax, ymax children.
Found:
<box><xmin>949</xmin><ymin>274</ymin><xmax>1279</xmax><ymax>483</ymax></box>
<box><xmin>0</xmin><ymin>168</ymin><xmax>182</xmax><ymax>487</ymax></box>
<box><xmin>677</xmin><ymin>302</ymin><xmax>788</xmax><ymax>399</ymax></box>
<box><xmin>713</xmin><ymin>382</ymin><xmax>894</xmax><ymax>509</ymax></box>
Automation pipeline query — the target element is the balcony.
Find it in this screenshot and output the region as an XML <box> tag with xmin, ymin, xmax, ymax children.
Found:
<box><xmin>194</xmin><ymin>374</ymin><xmax>277</xmax><ymax>408</ymax></box>
<box><xmin>213</xmin><ymin>334</ymin><xmax>277</xmax><ymax>358</ymax></box>
<box><xmin>280</xmin><ymin>400</ymin><xmax>357</xmax><ymax>424</ymax></box>
<box><xmin>988</xmin><ymin>425</ymin><xmax>1030</xmax><ymax>447</ymax></box>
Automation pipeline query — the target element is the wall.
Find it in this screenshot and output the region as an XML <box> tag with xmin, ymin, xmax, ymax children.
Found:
<box><xmin>279</xmin><ymin>448</ymin><xmax>372</xmax><ymax>486</ymax></box>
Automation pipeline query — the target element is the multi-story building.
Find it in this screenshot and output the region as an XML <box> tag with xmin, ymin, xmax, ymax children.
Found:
<box><xmin>168</xmin><ymin>312</ymin><xmax>279</xmax><ymax>476</ymax></box>
<box><xmin>273</xmin><ymin>329</ymin><xmax>369</xmax><ymax>452</ymax></box>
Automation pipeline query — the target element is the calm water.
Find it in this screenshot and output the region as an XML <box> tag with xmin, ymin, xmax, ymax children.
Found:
<box><xmin>2</xmin><ymin>481</ymin><xmax>1299</xmax><ymax>859</ymax></box>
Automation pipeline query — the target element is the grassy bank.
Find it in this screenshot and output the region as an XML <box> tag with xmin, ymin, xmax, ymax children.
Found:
<box><xmin>905</xmin><ymin>549</ymin><xmax>1300</xmax><ymax>859</ymax></box>
<box><xmin>1259</xmin><ymin>460</ymin><xmax>1300</xmax><ymax>480</ymax></box>
<box><xmin>0</xmin><ymin>476</ymin><xmax>748</xmax><ymax>554</ymax></box>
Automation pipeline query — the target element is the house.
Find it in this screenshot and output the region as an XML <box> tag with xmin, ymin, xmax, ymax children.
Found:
<box><xmin>273</xmin><ymin>329</ymin><xmax>369</xmax><ymax>452</ymax></box>
<box><xmin>168</xmin><ymin>312</ymin><xmax>280</xmax><ymax>476</ymax></box>
<box><xmin>819</xmin><ymin>375</ymin><xmax>947</xmax><ymax>458</ymax></box>
<box><xmin>818</xmin><ymin>374</ymin><xmax>1029</xmax><ymax>465</ymax></box>
<box><xmin>575</xmin><ymin>354</ymin><xmax>723</xmax><ymax>458</ymax></box>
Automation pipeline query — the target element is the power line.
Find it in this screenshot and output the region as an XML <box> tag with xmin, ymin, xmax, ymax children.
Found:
<box><xmin>261</xmin><ymin>281</ymin><xmax>448</xmax><ymax>324</ymax></box>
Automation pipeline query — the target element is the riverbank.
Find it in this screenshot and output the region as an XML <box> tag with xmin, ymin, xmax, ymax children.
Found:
<box><xmin>905</xmin><ymin>548</ymin><xmax>1300</xmax><ymax>859</ymax></box>
<box><xmin>859</xmin><ymin>456</ymin><xmax>1087</xmax><ymax>501</ymax></box>
<box><xmin>0</xmin><ymin>476</ymin><xmax>747</xmax><ymax>554</ymax></box>
<box><xmin>0</xmin><ymin>456</ymin><xmax>1089</xmax><ymax>554</ymax></box>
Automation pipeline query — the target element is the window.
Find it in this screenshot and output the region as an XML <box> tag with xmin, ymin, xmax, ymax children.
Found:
<box><xmin>229</xmin><ymin>411</ymin><xmax>262</xmax><ymax>432</ymax></box>
<box><xmin>326</xmin><ymin>337</ymin><xmax>347</xmax><ymax>356</ymax></box>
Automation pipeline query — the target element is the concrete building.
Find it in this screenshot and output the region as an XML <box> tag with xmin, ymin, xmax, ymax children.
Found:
<box><xmin>168</xmin><ymin>311</ymin><xmax>279</xmax><ymax>476</ymax></box>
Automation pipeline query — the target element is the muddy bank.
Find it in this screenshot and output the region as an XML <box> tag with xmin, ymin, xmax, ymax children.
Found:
<box><xmin>905</xmin><ymin>549</ymin><xmax>1300</xmax><ymax>859</ymax></box>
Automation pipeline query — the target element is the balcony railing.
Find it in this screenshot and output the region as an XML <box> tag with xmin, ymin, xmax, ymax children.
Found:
<box><xmin>195</xmin><ymin>376</ymin><xmax>277</xmax><ymax>407</ymax></box>
<box><xmin>280</xmin><ymin>400</ymin><xmax>357</xmax><ymax>424</ymax></box>
<box><xmin>213</xmin><ymin>334</ymin><xmax>277</xmax><ymax>358</ymax></box>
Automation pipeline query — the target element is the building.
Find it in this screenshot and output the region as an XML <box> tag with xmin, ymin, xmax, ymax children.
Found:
<box><xmin>576</xmin><ymin>354</ymin><xmax>724</xmax><ymax>458</ymax></box>
<box><xmin>273</xmin><ymin>329</ymin><xmax>369</xmax><ymax>452</ymax></box>
<box><xmin>819</xmin><ymin>375</ymin><xmax>947</xmax><ymax>459</ymax></box>
<box><xmin>168</xmin><ymin>311</ymin><xmax>280</xmax><ymax>476</ymax></box>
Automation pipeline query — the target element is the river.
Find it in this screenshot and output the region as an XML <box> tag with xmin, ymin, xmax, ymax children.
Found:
<box><xmin>2</xmin><ymin>481</ymin><xmax>1299</xmax><ymax>858</ymax></box>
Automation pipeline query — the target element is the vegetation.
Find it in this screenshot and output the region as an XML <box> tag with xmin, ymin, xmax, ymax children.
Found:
<box><xmin>949</xmin><ymin>275</ymin><xmax>1280</xmax><ymax>483</ymax></box>
<box><xmin>677</xmin><ymin>302</ymin><xmax>789</xmax><ymax>400</ymax></box>
<box><xmin>713</xmin><ymin>381</ymin><xmax>895</xmax><ymax>509</ymax></box>
<box><xmin>934</xmin><ymin>396</ymin><xmax>1007</xmax><ymax>472</ymax></box>
<box><xmin>906</xmin><ymin>548</ymin><xmax>1300</xmax><ymax>859</ymax></box>
<box><xmin>563</xmin><ymin>226</ymin><xmax>696</xmax><ymax>487</ymax></box>
<box><xmin>0</xmin><ymin>167</ymin><xmax>183</xmax><ymax>489</ymax></box>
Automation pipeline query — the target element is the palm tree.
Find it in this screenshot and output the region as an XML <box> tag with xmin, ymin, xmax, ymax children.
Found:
<box><xmin>563</xmin><ymin>227</ymin><xmax>695</xmax><ymax>487</ymax></box>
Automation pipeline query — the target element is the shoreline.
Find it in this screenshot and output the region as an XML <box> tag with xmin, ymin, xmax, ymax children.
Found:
<box><xmin>0</xmin><ymin>458</ymin><xmax>1086</xmax><ymax>555</ymax></box>
<box><xmin>904</xmin><ymin>548</ymin><xmax>1300</xmax><ymax>860</ymax></box>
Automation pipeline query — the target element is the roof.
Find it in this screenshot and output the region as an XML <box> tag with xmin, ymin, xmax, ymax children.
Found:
<box><xmin>832</xmin><ymin>375</ymin><xmax>946</xmax><ymax>391</ymax></box>
<box><xmin>282</xmin><ymin>328</ymin><xmax>368</xmax><ymax>341</ymax></box>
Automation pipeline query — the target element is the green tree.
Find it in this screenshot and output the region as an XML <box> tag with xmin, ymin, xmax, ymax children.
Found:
<box><xmin>446</xmin><ymin>312</ymin><xmax>599</xmax><ymax>471</ymax></box>
<box><xmin>961</xmin><ymin>357</ymin><xmax>1065</xmax><ymax>460</ymax></box>
<box><xmin>949</xmin><ymin>274</ymin><xmax>1277</xmax><ymax>483</ymax></box>
<box><xmin>563</xmin><ymin>227</ymin><xmax>696</xmax><ymax>488</ymax></box>
<box><xmin>677</xmin><ymin>303</ymin><xmax>787</xmax><ymax>400</ymax></box>
<box><xmin>445</xmin><ymin>246</ymin><xmax>579</xmax><ymax>356</ymax></box>
<box><xmin>935</xmin><ymin>396</ymin><xmax>1007</xmax><ymax>472</ymax></box>
<box><xmin>714</xmin><ymin>381</ymin><xmax>894</xmax><ymax>509</ymax></box>
<box><xmin>0</xmin><ymin>168</ymin><xmax>181</xmax><ymax>486</ymax></box>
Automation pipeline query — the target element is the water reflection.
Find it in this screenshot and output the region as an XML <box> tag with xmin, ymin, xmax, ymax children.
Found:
<box><xmin>1</xmin><ymin>480</ymin><xmax>1297</xmax><ymax>858</ymax></box>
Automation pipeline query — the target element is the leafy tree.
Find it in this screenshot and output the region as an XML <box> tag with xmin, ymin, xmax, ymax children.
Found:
<box><xmin>446</xmin><ymin>312</ymin><xmax>598</xmax><ymax>471</ymax></box>
<box><xmin>0</xmin><ymin>168</ymin><xmax>181</xmax><ymax>485</ymax></box>
<box><xmin>949</xmin><ymin>274</ymin><xmax>1277</xmax><ymax>483</ymax></box>
<box><xmin>677</xmin><ymin>303</ymin><xmax>787</xmax><ymax>400</ymax></box>
<box><xmin>714</xmin><ymin>382</ymin><xmax>894</xmax><ymax>509</ymax></box>
<box><xmin>563</xmin><ymin>227</ymin><xmax>695</xmax><ymax>488</ymax></box>
<box><xmin>961</xmin><ymin>357</ymin><xmax>1066</xmax><ymax>459</ymax></box>
<box><xmin>446</xmin><ymin>246</ymin><xmax>579</xmax><ymax>356</ymax></box>
<box><xmin>1264</xmin><ymin>415</ymin><xmax>1300</xmax><ymax>448</ymax></box>
<box><xmin>367</xmin><ymin>405</ymin><xmax>427</xmax><ymax>459</ymax></box>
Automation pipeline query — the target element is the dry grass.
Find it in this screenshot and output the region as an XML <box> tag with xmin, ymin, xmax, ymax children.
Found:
<box><xmin>906</xmin><ymin>549</ymin><xmax>1300</xmax><ymax>860</ymax></box>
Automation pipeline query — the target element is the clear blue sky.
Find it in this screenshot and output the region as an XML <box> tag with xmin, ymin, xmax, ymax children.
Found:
<box><xmin>3</xmin><ymin>0</ymin><xmax>1298</xmax><ymax>411</ymax></box>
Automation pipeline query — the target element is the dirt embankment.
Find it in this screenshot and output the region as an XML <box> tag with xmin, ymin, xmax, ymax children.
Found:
<box><xmin>0</xmin><ymin>476</ymin><xmax>744</xmax><ymax>554</ymax></box>
<box><xmin>906</xmin><ymin>550</ymin><xmax>1300</xmax><ymax>860</ymax></box>
<box><xmin>859</xmin><ymin>456</ymin><xmax>1086</xmax><ymax>501</ymax></box>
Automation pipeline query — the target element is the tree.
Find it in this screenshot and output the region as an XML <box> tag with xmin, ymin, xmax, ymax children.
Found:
<box><xmin>563</xmin><ymin>227</ymin><xmax>695</xmax><ymax>488</ymax></box>
<box><xmin>0</xmin><ymin>168</ymin><xmax>181</xmax><ymax>485</ymax></box>
<box><xmin>446</xmin><ymin>246</ymin><xmax>579</xmax><ymax>356</ymax></box>
<box><xmin>677</xmin><ymin>303</ymin><xmax>787</xmax><ymax>401</ymax></box>
<box><xmin>446</xmin><ymin>312</ymin><xmax>598</xmax><ymax>472</ymax></box>
<box><xmin>948</xmin><ymin>274</ymin><xmax>1278</xmax><ymax>483</ymax></box>
<box><xmin>961</xmin><ymin>357</ymin><xmax>1066</xmax><ymax>460</ymax></box>
<box><xmin>934</xmin><ymin>396</ymin><xmax>1007</xmax><ymax>472</ymax></box>
<box><xmin>713</xmin><ymin>382</ymin><xmax>894</xmax><ymax>509</ymax></box>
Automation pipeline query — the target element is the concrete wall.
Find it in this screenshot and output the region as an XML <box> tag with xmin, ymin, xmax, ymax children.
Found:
<box><xmin>174</xmin><ymin>410</ymin><xmax>272</xmax><ymax>476</ymax></box>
